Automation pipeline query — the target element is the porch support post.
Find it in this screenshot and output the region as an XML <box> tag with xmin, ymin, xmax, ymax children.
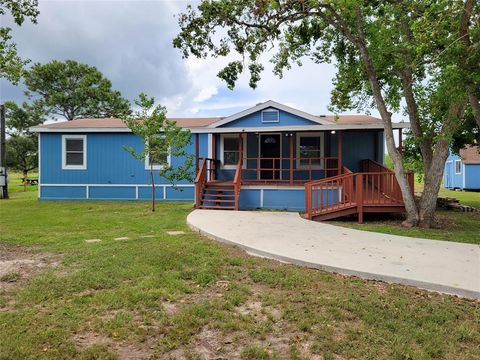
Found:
<box><xmin>195</xmin><ymin>133</ymin><xmax>199</xmax><ymax>174</ymax></box>
<box><xmin>398</xmin><ymin>128</ymin><xmax>403</xmax><ymax>154</ymax></box>
<box><xmin>211</xmin><ymin>134</ymin><xmax>216</xmax><ymax>181</ymax></box>
<box><xmin>337</xmin><ymin>130</ymin><xmax>343</xmax><ymax>175</ymax></box>
<box><xmin>373</xmin><ymin>130</ymin><xmax>378</xmax><ymax>163</ymax></box>
<box><xmin>289</xmin><ymin>133</ymin><xmax>294</xmax><ymax>185</ymax></box>
<box><xmin>238</xmin><ymin>132</ymin><xmax>243</xmax><ymax>156</ymax></box>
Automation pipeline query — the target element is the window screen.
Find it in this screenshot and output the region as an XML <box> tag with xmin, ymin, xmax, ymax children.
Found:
<box><xmin>65</xmin><ymin>138</ymin><xmax>84</xmax><ymax>166</ymax></box>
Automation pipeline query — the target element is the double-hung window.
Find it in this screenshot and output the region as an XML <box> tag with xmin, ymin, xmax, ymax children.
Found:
<box><xmin>145</xmin><ymin>135</ymin><xmax>170</xmax><ymax>170</ymax></box>
<box><xmin>220</xmin><ymin>134</ymin><xmax>246</xmax><ymax>169</ymax></box>
<box><xmin>62</xmin><ymin>135</ymin><xmax>86</xmax><ymax>170</ymax></box>
<box><xmin>296</xmin><ymin>132</ymin><xmax>324</xmax><ymax>169</ymax></box>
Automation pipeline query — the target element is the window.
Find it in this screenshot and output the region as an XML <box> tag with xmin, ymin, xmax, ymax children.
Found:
<box><xmin>455</xmin><ymin>159</ymin><xmax>462</xmax><ymax>174</ymax></box>
<box><xmin>220</xmin><ymin>134</ymin><xmax>246</xmax><ymax>169</ymax></box>
<box><xmin>62</xmin><ymin>135</ymin><xmax>86</xmax><ymax>170</ymax></box>
<box><xmin>144</xmin><ymin>136</ymin><xmax>170</xmax><ymax>170</ymax></box>
<box><xmin>296</xmin><ymin>132</ymin><xmax>324</xmax><ymax>169</ymax></box>
<box><xmin>261</xmin><ymin>109</ymin><xmax>279</xmax><ymax>123</ymax></box>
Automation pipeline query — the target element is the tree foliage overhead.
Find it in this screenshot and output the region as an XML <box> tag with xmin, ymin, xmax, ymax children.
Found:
<box><xmin>4</xmin><ymin>100</ymin><xmax>43</xmax><ymax>136</ymax></box>
<box><xmin>174</xmin><ymin>0</ymin><xmax>480</xmax><ymax>227</ymax></box>
<box><xmin>4</xmin><ymin>101</ymin><xmax>43</xmax><ymax>182</ymax></box>
<box><xmin>123</xmin><ymin>93</ymin><xmax>194</xmax><ymax>211</ymax></box>
<box><xmin>24</xmin><ymin>60</ymin><xmax>131</xmax><ymax>121</ymax></box>
<box><xmin>0</xmin><ymin>0</ymin><xmax>39</xmax><ymax>84</ymax></box>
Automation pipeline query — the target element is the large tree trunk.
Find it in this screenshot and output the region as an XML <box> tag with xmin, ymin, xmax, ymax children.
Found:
<box><xmin>417</xmin><ymin>140</ymin><xmax>450</xmax><ymax>227</ymax></box>
<box><xmin>23</xmin><ymin>169</ymin><xmax>28</xmax><ymax>192</ymax></box>
<box><xmin>468</xmin><ymin>92</ymin><xmax>480</xmax><ymax>128</ymax></box>
<box><xmin>353</xmin><ymin>6</ymin><xmax>418</xmax><ymax>226</ymax></box>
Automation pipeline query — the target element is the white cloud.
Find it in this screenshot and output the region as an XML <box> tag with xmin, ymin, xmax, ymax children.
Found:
<box><xmin>0</xmin><ymin>0</ymin><xmax>398</xmax><ymax>122</ymax></box>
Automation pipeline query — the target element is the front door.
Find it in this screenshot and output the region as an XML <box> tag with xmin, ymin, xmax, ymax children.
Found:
<box><xmin>260</xmin><ymin>134</ymin><xmax>281</xmax><ymax>180</ymax></box>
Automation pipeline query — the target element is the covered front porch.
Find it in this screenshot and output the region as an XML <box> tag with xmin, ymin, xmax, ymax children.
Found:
<box><xmin>194</xmin><ymin>129</ymin><xmax>387</xmax><ymax>186</ymax></box>
<box><xmin>193</xmin><ymin>128</ymin><xmax>410</xmax><ymax>217</ymax></box>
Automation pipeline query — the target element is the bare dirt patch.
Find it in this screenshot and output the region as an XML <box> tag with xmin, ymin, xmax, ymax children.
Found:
<box><xmin>0</xmin><ymin>243</ymin><xmax>60</xmax><ymax>291</ymax></box>
<box><xmin>73</xmin><ymin>332</ymin><xmax>154</xmax><ymax>360</ymax></box>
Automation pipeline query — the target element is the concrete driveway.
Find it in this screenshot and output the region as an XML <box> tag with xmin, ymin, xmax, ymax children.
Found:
<box><xmin>187</xmin><ymin>210</ymin><xmax>480</xmax><ymax>299</ymax></box>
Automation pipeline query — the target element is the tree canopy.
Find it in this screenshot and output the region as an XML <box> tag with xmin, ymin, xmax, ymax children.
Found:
<box><xmin>0</xmin><ymin>0</ymin><xmax>39</xmax><ymax>84</ymax></box>
<box><xmin>4</xmin><ymin>101</ymin><xmax>43</xmax><ymax>185</ymax></box>
<box><xmin>24</xmin><ymin>60</ymin><xmax>131</xmax><ymax>121</ymax></box>
<box><xmin>174</xmin><ymin>0</ymin><xmax>480</xmax><ymax>227</ymax></box>
<box><xmin>4</xmin><ymin>100</ymin><xmax>43</xmax><ymax>136</ymax></box>
<box><xmin>124</xmin><ymin>93</ymin><xmax>193</xmax><ymax>211</ymax></box>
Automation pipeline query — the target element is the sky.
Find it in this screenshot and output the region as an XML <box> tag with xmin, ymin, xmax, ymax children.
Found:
<box><xmin>0</xmin><ymin>0</ymin><xmax>390</xmax><ymax>120</ymax></box>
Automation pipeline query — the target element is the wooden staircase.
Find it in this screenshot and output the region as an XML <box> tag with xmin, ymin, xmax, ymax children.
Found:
<box><xmin>198</xmin><ymin>181</ymin><xmax>237</xmax><ymax>209</ymax></box>
<box><xmin>195</xmin><ymin>157</ymin><xmax>242</xmax><ymax>210</ymax></box>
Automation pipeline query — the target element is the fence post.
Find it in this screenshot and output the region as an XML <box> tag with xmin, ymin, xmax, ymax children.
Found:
<box><xmin>356</xmin><ymin>174</ymin><xmax>363</xmax><ymax>224</ymax></box>
<box><xmin>305</xmin><ymin>185</ymin><xmax>312</xmax><ymax>219</ymax></box>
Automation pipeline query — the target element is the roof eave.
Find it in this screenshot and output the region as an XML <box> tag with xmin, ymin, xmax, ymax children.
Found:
<box><xmin>30</xmin><ymin>122</ymin><xmax>410</xmax><ymax>133</ymax></box>
<box><xmin>208</xmin><ymin>100</ymin><xmax>333</xmax><ymax>128</ymax></box>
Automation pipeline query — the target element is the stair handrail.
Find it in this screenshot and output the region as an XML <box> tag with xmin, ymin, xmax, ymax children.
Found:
<box><xmin>361</xmin><ymin>159</ymin><xmax>393</xmax><ymax>173</ymax></box>
<box><xmin>305</xmin><ymin>166</ymin><xmax>355</xmax><ymax>219</ymax></box>
<box><xmin>195</xmin><ymin>158</ymin><xmax>208</xmax><ymax>209</ymax></box>
<box><xmin>233</xmin><ymin>157</ymin><xmax>243</xmax><ymax>210</ymax></box>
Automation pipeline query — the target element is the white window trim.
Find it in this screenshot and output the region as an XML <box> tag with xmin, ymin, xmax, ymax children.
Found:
<box><xmin>220</xmin><ymin>134</ymin><xmax>247</xmax><ymax>169</ymax></box>
<box><xmin>296</xmin><ymin>132</ymin><xmax>325</xmax><ymax>170</ymax></box>
<box><xmin>261</xmin><ymin>108</ymin><xmax>280</xmax><ymax>123</ymax></box>
<box><xmin>62</xmin><ymin>134</ymin><xmax>87</xmax><ymax>170</ymax></box>
<box><xmin>454</xmin><ymin>159</ymin><xmax>462</xmax><ymax>174</ymax></box>
<box><xmin>144</xmin><ymin>151</ymin><xmax>171</xmax><ymax>170</ymax></box>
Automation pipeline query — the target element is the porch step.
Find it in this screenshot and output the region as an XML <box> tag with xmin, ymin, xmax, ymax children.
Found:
<box><xmin>198</xmin><ymin>181</ymin><xmax>238</xmax><ymax>210</ymax></box>
<box><xmin>201</xmin><ymin>193</ymin><xmax>235</xmax><ymax>197</ymax></box>
<box><xmin>201</xmin><ymin>199</ymin><xmax>236</xmax><ymax>203</ymax></box>
<box><xmin>199</xmin><ymin>205</ymin><xmax>236</xmax><ymax>210</ymax></box>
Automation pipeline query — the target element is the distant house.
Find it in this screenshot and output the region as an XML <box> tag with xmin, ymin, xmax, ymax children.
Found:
<box><xmin>444</xmin><ymin>146</ymin><xmax>480</xmax><ymax>190</ymax></box>
<box><xmin>31</xmin><ymin>100</ymin><xmax>412</xmax><ymax>223</ymax></box>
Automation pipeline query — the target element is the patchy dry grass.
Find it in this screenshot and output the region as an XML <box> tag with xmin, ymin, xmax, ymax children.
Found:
<box><xmin>0</xmin><ymin>191</ymin><xmax>479</xmax><ymax>359</ymax></box>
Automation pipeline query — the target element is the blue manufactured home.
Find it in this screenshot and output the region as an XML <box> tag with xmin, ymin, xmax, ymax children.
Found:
<box><xmin>32</xmin><ymin>101</ymin><xmax>410</xmax><ymax>222</ymax></box>
<box><xmin>444</xmin><ymin>146</ymin><xmax>480</xmax><ymax>190</ymax></box>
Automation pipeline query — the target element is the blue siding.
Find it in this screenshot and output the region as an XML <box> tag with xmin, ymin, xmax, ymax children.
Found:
<box><xmin>41</xmin><ymin>186</ymin><xmax>86</xmax><ymax>199</ymax></box>
<box><xmin>238</xmin><ymin>187</ymin><xmax>339</xmax><ymax>211</ymax></box>
<box><xmin>444</xmin><ymin>153</ymin><xmax>464</xmax><ymax>189</ymax></box>
<box><xmin>40</xmin><ymin>132</ymin><xmax>200</xmax><ymax>185</ymax></box>
<box><xmin>166</xmin><ymin>186</ymin><xmax>195</xmax><ymax>200</ymax></box>
<box><xmin>464</xmin><ymin>164</ymin><xmax>480</xmax><ymax>190</ymax></box>
<box><xmin>238</xmin><ymin>189</ymin><xmax>261</xmax><ymax>208</ymax></box>
<box><xmin>341</xmin><ymin>131</ymin><xmax>380</xmax><ymax>172</ymax></box>
<box><xmin>138</xmin><ymin>186</ymin><xmax>164</xmax><ymax>200</ymax></box>
<box><xmin>263</xmin><ymin>189</ymin><xmax>305</xmax><ymax>210</ymax></box>
<box><xmin>89</xmin><ymin>186</ymin><xmax>136</xmax><ymax>200</ymax></box>
<box><xmin>220</xmin><ymin>109</ymin><xmax>318</xmax><ymax>128</ymax></box>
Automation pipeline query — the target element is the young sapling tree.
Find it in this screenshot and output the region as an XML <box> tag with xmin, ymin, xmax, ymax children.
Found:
<box><xmin>124</xmin><ymin>93</ymin><xmax>194</xmax><ymax>211</ymax></box>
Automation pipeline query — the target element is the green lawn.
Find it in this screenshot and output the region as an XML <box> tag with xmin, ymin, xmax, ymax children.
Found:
<box><xmin>1</xmin><ymin>190</ymin><xmax>479</xmax><ymax>359</ymax></box>
<box><xmin>5</xmin><ymin>171</ymin><xmax>39</xmax><ymax>193</ymax></box>
<box><xmin>331</xmin><ymin>178</ymin><xmax>480</xmax><ymax>244</ymax></box>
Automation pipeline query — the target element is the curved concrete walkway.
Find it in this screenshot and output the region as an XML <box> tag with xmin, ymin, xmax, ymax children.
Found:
<box><xmin>187</xmin><ymin>210</ymin><xmax>480</xmax><ymax>299</ymax></box>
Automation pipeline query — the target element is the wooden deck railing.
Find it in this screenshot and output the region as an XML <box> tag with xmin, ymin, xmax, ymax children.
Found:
<box><xmin>361</xmin><ymin>158</ymin><xmax>392</xmax><ymax>173</ymax></box>
<box><xmin>233</xmin><ymin>157</ymin><xmax>243</xmax><ymax>210</ymax></box>
<box><xmin>304</xmin><ymin>167</ymin><xmax>355</xmax><ymax>219</ymax></box>
<box><xmin>240</xmin><ymin>156</ymin><xmax>339</xmax><ymax>184</ymax></box>
<box><xmin>305</xmin><ymin>164</ymin><xmax>415</xmax><ymax>222</ymax></box>
<box><xmin>195</xmin><ymin>158</ymin><xmax>216</xmax><ymax>208</ymax></box>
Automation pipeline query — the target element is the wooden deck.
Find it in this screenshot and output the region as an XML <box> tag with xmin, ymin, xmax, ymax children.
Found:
<box><xmin>195</xmin><ymin>158</ymin><xmax>413</xmax><ymax>222</ymax></box>
<box><xmin>305</xmin><ymin>160</ymin><xmax>414</xmax><ymax>223</ymax></box>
